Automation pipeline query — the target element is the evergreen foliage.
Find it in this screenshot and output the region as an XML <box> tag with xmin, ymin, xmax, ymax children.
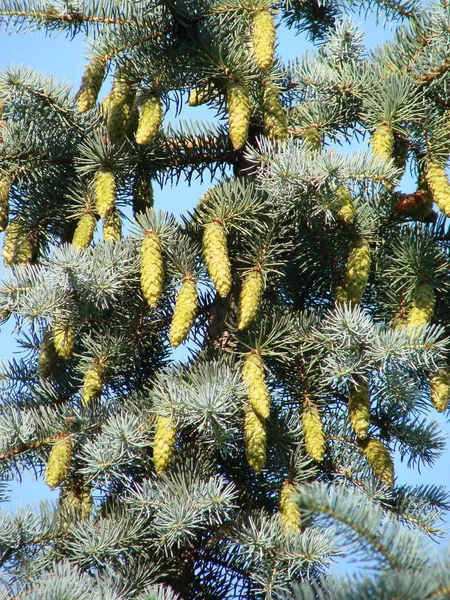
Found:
<box><xmin>0</xmin><ymin>0</ymin><xmax>450</xmax><ymax>598</ymax></box>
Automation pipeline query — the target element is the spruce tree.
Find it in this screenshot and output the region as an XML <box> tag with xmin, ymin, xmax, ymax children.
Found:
<box><xmin>0</xmin><ymin>1</ymin><xmax>450</xmax><ymax>599</ymax></box>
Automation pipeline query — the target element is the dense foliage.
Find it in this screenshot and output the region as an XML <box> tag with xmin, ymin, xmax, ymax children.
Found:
<box><xmin>0</xmin><ymin>0</ymin><xmax>450</xmax><ymax>598</ymax></box>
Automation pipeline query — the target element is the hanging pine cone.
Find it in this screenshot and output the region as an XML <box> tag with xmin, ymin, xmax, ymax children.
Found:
<box><xmin>53</xmin><ymin>319</ymin><xmax>75</xmax><ymax>359</ymax></box>
<box><xmin>302</xmin><ymin>126</ymin><xmax>321</xmax><ymax>151</ymax></box>
<box><xmin>103</xmin><ymin>209</ymin><xmax>122</xmax><ymax>243</ymax></box>
<box><xmin>45</xmin><ymin>437</ymin><xmax>74</xmax><ymax>489</ymax></box>
<box><xmin>227</xmin><ymin>83</ymin><xmax>251</xmax><ymax>150</ymax></box>
<box><xmin>242</xmin><ymin>352</ymin><xmax>270</xmax><ymax>420</ymax></box>
<box><xmin>0</xmin><ymin>177</ymin><xmax>10</xmax><ymax>232</ymax></box>
<box><xmin>302</xmin><ymin>402</ymin><xmax>325</xmax><ymax>462</ymax></box>
<box><xmin>135</xmin><ymin>95</ymin><xmax>163</xmax><ymax>145</ymax></box>
<box><xmin>335</xmin><ymin>187</ymin><xmax>355</xmax><ymax>225</ymax></box>
<box><xmin>169</xmin><ymin>278</ymin><xmax>198</xmax><ymax>348</ymax></box>
<box><xmin>132</xmin><ymin>171</ymin><xmax>154</xmax><ymax>217</ymax></box>
<box><xmin>81</xmin><ymin>363</ymin><xmax>104</xmax><ymax>406</ymax></box>
<box><xmin>94</xmin><ymin>167</ymin><xmax>116</xmax><ymax>218</ymax></box>
<box><xmin>202</xmin><ymin>221</ymin><xmax>232</xmax><ymax>298</ymax></box>
<box><xmin>346</xmin><ymin>238</ymin><xmax>371</xmax><ymax>303</ymax></box>
<box><xmin>244</xmin><ymin>407</ymin><xmax>266</xmax><ymax>474</ymax></box>
<box><xmin>107</xmin><ymin>75</ymin><xmax>135</xmax><ymax>144</ymax></box>
<box><xmin>141</xmin><ymin>231</ymin><xmax>164</xmax><ymax>307</ymax></box>
<box><xmin>426</xmin><ymin>161</ymin><xmax>450</xmax><ymax>217</ymax></box>
<box><xmin>261</xmin><ymin>83</ymin><xmax>287</xmax><ymax>140</ymax></box>
<box><xmin>237</xmin><ymin>269</ymin><xmax>264</xmax><ymax>330</ymax></box>
<box><xmin>430</xmin><ymin>369</ymin><xmax>450</xmax><ymax>413</ymax></box>
<box><xmin>359</xmin><ymin>438</ymin><xmax>394</xmax><ymax>488</ymax></box>
<box><xmin>371</xmin><ymin>122</ymin><xmax>394</xmax><ymax>162</ymax></box>
<box><xmin>154</xmin><ymin>415</ymin><xmax>176</xmax><ymax>474</ymax></box>
<box><xmin>279</xmin><ymin>480</ymin><xmax>301</xmax><ymax>536</ymax></box>
<box><xmin>407</xmin><ymin>282</ymin><xmax>435</xmax><ymax>327</ymax></box>
<box><xmin>348</xmin><ymin>382</ymin><xmax>370</xmax><ymax>439</ymax></box>
<box><xmin>189</xmin><ymin>84</ymin><xmax>216</xmax><ymax>107</ymax></box>
<box><xmin>2</xmin><ymin>220</ymin><xmax>33</xmax><ymax>267</ymax></box>
<box><xmin>38</xmin><ymin>329</ymin><xmax>58</xmax><ymax>379</ymax></box>
<box><xmin>77</xmin><ymin>55</ymin><xmax>107</xmax><ymax>113</ymax></box>
<box><xmin>72</xmin><ymin>212</ymin><xmax>97</xmax><ymax>250</ymax></box>
<box><xmin>251</xmin><ymin>11</ymin><xmax>276</xmax><ymax>72</ymax></box>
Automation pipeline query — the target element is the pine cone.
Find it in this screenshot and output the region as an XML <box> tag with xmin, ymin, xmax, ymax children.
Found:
<box><xmin>103</xmin><ymin>210</ymin><xmax>122</xmax><ymax>243</ymax></box>
<box><xmin>94</xmin><ymin>167</ymin><xmax>116</xmax><ymax>218</ymax></box>
<box><xmin>348</xmin><ymin>382</ymin><xmax>370</xmax><ymax>439</ymax></box>
<box><xmin>141</xmin><ymin>231</ymin><xmax>164</xmax><ymax>307</ymax></box>
<box><xmin>426</xmin><ymin>161</ymin><xmax>450</xmax><ymax>217</ymax></box>
<box><xmin>244</xmin><ymin>407</ymin><xmax>266</xmax><ymax>474</ymax></box>
<box><xmin>407</xmin><ymin>282</ymin><xmax>435</xmax><ymax>327</ymax></box>
<box><xmin>38</xmin><ymin>330</ymin><xmax>58</xmax><ymax>379</ymax></box>
<box><xmin>302</xmin><ymin>403</ymin><xmax>325</xmax><ymax>462</ymax></box>
<box><xmin>430</xmin><ymin>369</ymin><xmax>450</xmax><ymax>413</ymax></box>
<box><xmin>154</xmin><ymin>415</ymin><xmax>176</xmax><ymax>474</ymax></box>
<box><xmin>279</xmin><ymin>480</ymin><xmax>301</xmax><ymax>535</ymax></box>
<box><xmin>371</xmin><ymin>122</ymin><xmax>394</xmax><ymax>161</ymax></box>
<box><xmin>261</xmin><ymin>83</ymin><xmax>287</xmax><ymax>140</ymax></box>
<box><xmin>0</xmin><ymin>177</ymin><xmax>10</xmax><ymax>232</ymax></box>
<box><xmin>72</xmin><ymin>212</ymin><xmax>97</xmax><ymax>249</ymax></box>
<box><xmin>133</xmin><ymin>172</ymin><xmax>154</xmax><ymax>217</ymax></box>
<box><xmin>360</xmin><ymin>438</ymin><xmax>394</xmax><ymax>488</ymax></box>
<box><xmin>81</xmin><ymin>364</ymin><xmax>104</xmax><ymax>406</ymax></box>
<box><xmin>237</xmin><ymin>269</ymin><xmax>264</xmax><ymax>330</ymax></box>
<box><xmin>135</xmin><ymin>95</ymin><xmax>163</xmax><ymax>145</ymax></box>
<box><xmin>53</xmin><ymin>319</ymin><xmax>75</xmax><ymax>359</ymax></box>
<box><xmin>252</xmin><ymin>11</ymin><xmax>276</xmax><ymax>72</ymax></box>
<box><xmin>169</xmin><ymin>278</ymin><xmax>198</xmax><ymax>348</ymax></box>
<box><xmin>77</xmin><ymin>56</ymin><xmax>106</xmax><ymax>113</ymax></box>
<box><xmin>227</xmin><ymin>83</ymin><xmax>251</xmax><ymax>150</ymax></box>
<box><xmin>242</xmin><ymin>352</ymin><xmax>270</xmax><ymax>420</ymax></box>
<box><xmin>45</xmin><ymin>437</ymin><xmax>74</xmax><ymax>489</ymax></box>
<box><xmin>107</xmin><ymin>76</ymin><xmax>135</xmax><ymax>144</ymax></box>
<box><xmin>203</xmin><ymin>221</ymin><xmax>232</xmax><ymax>298</ymax></box>
<box><xmin>346</xmin><ymin>238</ymin><xmax>371</xmax><ymax>303</ymax></box>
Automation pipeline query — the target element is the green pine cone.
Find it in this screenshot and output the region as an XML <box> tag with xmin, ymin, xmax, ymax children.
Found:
<box><xmin>335</xmin><ymin>187</ymin><xmax>355</xmax><ymax>224</ymax></box>
<box><xmin>189</xmin><ymin>84</ymin><xmax>216</xmax><ymax>107</ymax></box>
<box><xmin>262</xmin><ymin>83</ymin><xmax>287</xmax><ymax>140</ymax></box>
<box><xmin>53</xmin><ymin>319</ymin><xmax>75</xmax><ymax>359</ymax></box>
<box><xmin>203</xmin><ymin>221</ymin><xmax>232</xmax><ymax>297</ymax></box>
<box><xmin>348</xmin><ymin>382</ymin><xmax>370</xmax><ymax>439</ymax></box>
<box><xmin>237</xmin><ymin>269</ymin><xmax>264</xmax><ymax>330</ymax></box>
<box><xmin>141</xmin><ymin>231</ymin><xmax>164</xmax><ymax>307</ymax></box>
<box><xmin>244</xmin><ymin>407</ymin><xmax>266</xmax><ymax>474</ymax></box>
<box><xmin>227</xmin><ymin>83</ymin><xmax>251</xmax><ymax>150</ymax></box>
<box><xmin>60</xmin><ymin>478</ymin><xmax>92</xmax><ymax>520</ymax></box>
<box><xmin>2</xmin><ymin>220</ymin><xmax>33</xmax><ymax>267</ymax></box>
<box><xmin>107</xmin><ymin>76</ymin><xmax>135</xmax><ymax>144</ymax></box>
<box><xmin>346</xmin><ymin>238</ymin><xmax>371</xmax><ymax>303</ymax></box>
<box><xmin>0</xmin><ymin>177</ymin><xmax>10</xmax><ymax>232</ymax></box>
<box><xmin>45</xmin><ymin>437</ymin><xmax>74</xmax><ymax>489</ymax></box>
<box><xmin>252</xmin><ymin>11</ymin><xmax>276</xmax><ymax>72</ymax></box>
<box><xmin>81</xmin><ymin>364</ymin><xmax>104</xmax><ymax>406</ymax></box>
<box><xmin>426</xmin><ymin>162</ymin><xmax>450</xmax><ymax>217</ymax></box>
<box><xmin>39</xmin><ymin>330</ymin><xmax>58</xmax><ymax>379</ymax></box>
<box><xmin>302</xmin><ymin>126</ymin><xmax>322</xmax><ymax>151</ymax></box>
<box><xmin>407</xmin><ymin>282</ymin><xmax>435</xmax><ymax>328</ymax></box>
<box><xmin>302</xmin><ymin>403</ymin><xmax>325</xmax><ymax>462</ymax></box>
<box><xmin>103</xmin><ymin>210</ymin><xmax>122</xmax><ymax>243</ymax></box>
<box><xmin>371</xmin><ymin>123</ymin><xmax>394</xmax><ymax>162</ymax></box>
<box><xmin>360</xmin><ymin>438</ymin><xmax>394</xmax><ymax>488</ymax></box>
<box><xmin>72</xmin><ymin>212</ymin><xmax>97</xmax><ymax>250</ymax></box>
<box><xmin>430</xmin><ymin>369</ymin><xmax>450</xmax><ymax>413</ymax></box>
<box><xmin>132</xmin><ymin>171</ymin><xmax>154</xmax><ymax>217</ymax></box>
<box><xmin>94</xmin><ymin>168</ymin><xmax>116</xmax><ymax>218</ymax></box>
<box><xmin>77</xmin><ymin>56</ymin><xmax>107</xmax><ymax>113</ymax></box>
<box><xmin>154</xmin><ymin>415</ymin><xmax>176</xmax><ymax>474</ymax></box>
<box><xmin>169</xmin><ymin>278</ymin><xmax>198</xmax><ymax>348</ymax></box>
<box><xmin>279</xmin><ymin>480</ymin><xmax>301</xmax><ymax>535</ymax></box>
<box><xmin>135</xmin><ymin>95</ymin><xmax>163</xmax><ymax>145</ymax></box>
<box><xmin>242</xmin><ymin>352</ymin><xmax>270</xmax><ymax>420</ymax></box>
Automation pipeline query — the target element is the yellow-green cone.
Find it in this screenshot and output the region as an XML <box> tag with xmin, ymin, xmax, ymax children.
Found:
<box><xmin>0</xmin><ymin>177</ymin><xmax>10</xmax><ymax>231</ymax></box>
<box><xmin>371</xmin><ymin>123</ymin><xmax>394</xmax><ymax>162</ymax></box>
<box><xmin>61</xmin><ymin>479</ymin><xmax>92</xmax><ymax>520</ymax></box>
<box><xmin>81</xmin><ymin>363</ymin><xmax>104</xmax><ymax>406</ymax></box>
<box><xmin>2</xmin><ymin>220</ymin><xmax>33</xmax><ymax>267</ymax></box>
<box><xmin>407</xmin><ymin>283</ymin><xmax>435</xmax><ymax>327</ymax></box>
<box><xmin>335</xmin><ymin>187</ymin><xmax>355</xmax><ymax>225</ymax></box>
<box><xmin>102</xmin><ymin>210</ymin><xmax>122</xmax><ymax>243</ymax></box>
<box><xmin>348</xmin><ymin>382</ymin><xmax>370</xmax><ymax>439</ymax></box>
<box><xmin>77</xmin><ymin>56</ymin><xmax>107</xmax><ymax>113</ymax></box>
<box><xmin>244</xmin><ymin>407</ymin><xmax>266</xmax><ymax>474</ymax></box>
<box><xmin>279</xmin><ymin>480</ymin><xmax>301</xmax><ymax>535</ymax></box>
<box><xmin>94</xmin><ymin>168</ymin><xmax>116</xmax><ymax>218</ymax></box>
<box><xmin>430</xmin><ymin>369</ymin><xmax>450</xmax><ymax>413</ymax></box>
<box><xmin>53</xmin><ymin>319</ymin><xmax>75</xmax><ymax>359</ymax></box>
<box><xmin>426</xmin><ymin>162</ymin><xmax>450</xmax><ymax>217</ymax></box>
<box><xmin>39</xmin><ymin>330</ymin><xmax>57</xmax><ymax>379</ymax></box>
<box><xmin>262</xmin><ymin>83</ymin><xmax>288</xmax><ymax>140</ymax></box>
<box><xmin>126</xmin><ymin>97</ymin><xmax>140</xmax><ymax>138</ymax></box>
<box><xmin>107</xmin><ymin>76</ymin><xmax>135</xmax><ymax>144</ymax></box>
<box><xmin>302</xmin><ymin>126</ymin><xmax>321</xmax><ymax>151</ymax></box>
<box><xmin>45</xmin><ymin>437</ymin><xmax>74</xmax><ymax>489</ymax></box>
<box><xmin>346</xmin><ymin>238</ymin><xmax>371</xmax><ymax>303</ymax></box>
<box><xmin>169</xmin><ymin>278</ymin><xmax>198</xmax><ymax>348</ymax></box>
<box><xmin>360</xmin><ymin>438</ymin><xmax>394</xmax><ymax>488</ymax></box>
<box><xmin>252</xmin><ymin>11</ymin><xmax>276</xmax><ymax>72</ymax></box>
<box><xmin>133</xmin><ymin>172</ymin><xmax>154</xmax><ymax>217</ymax></box>
<box><xmin>227</xmin><ymin>83</ymin><xmax>251</xmax><ymax>150</ymax></box>
<box><xmin>237</xmin><ymin>269</ymin><xmax>264</xmax><ymax>330</ymax></box>
<box><xmin>72</xmin><ymin>212</ymin><xmax>97</xmax><ymax>250</ymax></box>
<box><xmin>154</xmin><ymin>415</ymin><xmax>176</xmax><ymax>474</ymax></box>
<box><xmin>189</xmin><ymin>84</ymin><xmax>216</xmax><ymax>107</ymax></box>
<box><xmin>242</xmin><ymin>352</ymin><xmax>270</xmax><ymax>420</ymax></box>
<box><xmin>302</xmin><ymin>403</ymin><xmax>325</xmax><ymax>462</ymax></box>
<box><xmin>99</xmin><ymin>92</ymin><xmax>112</xmax><ymax>119</ymax></box>
<box><xmin>141</xmin><ymin>231</ymin><xmax>164</xmax><ymax>307</ymax></box>
<box><xmin>135</xmin><ymin>95</ymin><xmax>163</xmax><ymax>145</ymax></box>
<box><xmin>203</xmin><ymin>221</ymin><xmax>232</xmax><ymax>297</ymax></box>
<box><xmin>335</xmin><ymin>283</ymin><xmax>348</xmax><ymax>304</ymax></box>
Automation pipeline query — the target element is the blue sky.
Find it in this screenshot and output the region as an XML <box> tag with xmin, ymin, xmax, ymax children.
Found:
<box><xmin>0</xmin><ymin>8</ymin><xmax>449</xmax><ymax>571</ymax></box>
